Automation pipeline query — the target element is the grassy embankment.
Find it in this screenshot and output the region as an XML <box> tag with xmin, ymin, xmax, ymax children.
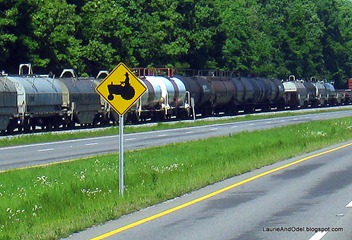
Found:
<box><xmin>0</xmin><ymin>117</ymin><xmax>352</xmax><ymax>239</ymax></box>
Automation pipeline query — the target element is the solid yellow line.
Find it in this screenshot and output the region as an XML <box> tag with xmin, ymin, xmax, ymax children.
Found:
<box><xmin>91</xmin><ymin>142</ymin><xmax>352</xmax><ymax>240</ymax></box>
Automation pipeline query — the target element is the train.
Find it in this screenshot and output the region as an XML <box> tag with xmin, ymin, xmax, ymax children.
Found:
<box><xmin>0</xmin><ymin>64</ymin><xmax>351</xmax><ymax>133</ymax></box>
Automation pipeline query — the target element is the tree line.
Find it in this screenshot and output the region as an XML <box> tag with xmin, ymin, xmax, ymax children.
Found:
<box><xmin>1</xmin><ymin>0</ymin><xmax>352</xmax><ymax>88</ymax></box>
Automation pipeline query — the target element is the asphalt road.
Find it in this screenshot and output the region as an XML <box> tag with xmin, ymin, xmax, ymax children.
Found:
<box><xmin>0</xmin><ymin>110</ymin><xmax>352</xmax><ymax>171</ymax></box>
<box><xmin>65</xmin><ymin>141</ymin><xmax>352</xmax><ymax>240</ymax></box>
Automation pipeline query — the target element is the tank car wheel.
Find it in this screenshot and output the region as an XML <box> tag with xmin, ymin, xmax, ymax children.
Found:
<box><xmin>108</xmin><ymin>94</ymin><xmax>114</xmax><ymax>101</ymax></box>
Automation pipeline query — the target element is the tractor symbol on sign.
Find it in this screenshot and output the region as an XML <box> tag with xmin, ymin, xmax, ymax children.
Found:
<box><xmin>107</xmin><ymin>72</ymin><xmax>135</xmax><ymax>101</ymax></box>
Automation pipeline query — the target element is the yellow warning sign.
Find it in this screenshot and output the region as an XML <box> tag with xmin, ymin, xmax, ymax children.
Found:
<box><xmin>95</xmin><ymin>62</ymin><xmax>147</xmax><ymax>115</ymax></box>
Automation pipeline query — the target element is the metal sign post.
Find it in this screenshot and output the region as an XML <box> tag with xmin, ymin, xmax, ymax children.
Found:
<box><xmin>119</xmin><ymin>114</ymin><xmax>124</xmax><ymax>195</ymax></box>
<box><xmin>95</xmin><ymin>62</ymin><xmax>147</xmax><ymax>196</ymax></box>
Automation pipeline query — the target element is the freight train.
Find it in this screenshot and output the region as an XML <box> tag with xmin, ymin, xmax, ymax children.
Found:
<box><xmin>0</xmin><ymin>64</ymin><xmax>351</xmax><ymax>133</ymax></box>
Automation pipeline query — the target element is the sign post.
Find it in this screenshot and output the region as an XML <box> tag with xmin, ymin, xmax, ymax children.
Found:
<box><xmin>95</xmin><ymin>62</ymin><xmax>147</xmax><ymax>195</ymax></box>
<box><xmin>119</xmin><ymin>114</ymin><xmax>124</xmax><ymax>195</ymax></box>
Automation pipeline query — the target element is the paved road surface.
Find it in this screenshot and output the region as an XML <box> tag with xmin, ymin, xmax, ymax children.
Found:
<box><xmin>1</xmin><ymin>110</ymin><xmax>351</xmax><ymax>171</ymax></box>
<box><xmin>65</xmin><ymin>141</ymin><xmax>352</xmax><ymax>240</ymax></box>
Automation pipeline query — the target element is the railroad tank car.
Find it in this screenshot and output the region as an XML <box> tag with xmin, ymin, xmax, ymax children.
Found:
<box><xmin>282</xmin><ymin>76</ymin><xmax>308</xmax><ymax>108</ymax></box>
<box><xmin>136</xmin><ymin>76</ymin><xmax>170</xmax><ymax>121</ymax></box>
<box><xmin>145</xmin><ymin>75</ymin><xmax>186</xmax><ymax>118</ymax></box>
<box><xmin>265</xmin><ymin>78</ymin><xmax>285</xmax><ymax>109</ymax></box>
<box><xmin>235</xmin><ymin>77</ymin><xmax>261</xmax><ymax>112</ymax></box>
<box><xmin>180</xmin><ymin>70</ymin><xmax>237</xmax><ymax>116</ymax></box>
<box><xmin>170</xmin><ymin>76</ymin><xmax>189</xmax><ymax>117</ymax></box>
<box><xmin>230</xmin><ymin>77</ymin><xmax>245</xmax><ymax>110</ymax></box>
<box><xmin>203</xmin><ymin>73</ymin><xmax>236</xmax><ymax>115</ymax></box>
<box><xmin>0</xmin><ymin>76</ymin><xmax>17</xmax><ymax>132</ymax></box>
<box><xmin>253</xmin><ymin>78</ymin><xmax>270</xmax><ymax>107</ymax></box>
<box><xmin>4</xmin><ymin>64</ymin><xmax>63</xmax><ymax>131</ymax></box>
<box><xmin>129</xmin><ymin>68</ymin><xmax>165</xmax><ymax>117</ymax></box>
<box><xmin>302</xmin><ymin>80</ymin><xmax>317</xmax><ymax>106</ymax></box>
<box><xmin>173</xmin><ymin>75</ymin><xmax>211</xmax><ymax>116</ymax></box>
<box><xmin>252</xmin><ymin>77</ymin><xmax>285</xmax><ymax>110</ymax></box>
<box><xmin>323</xmin><ymin>82</ymin><xmax>336</xmax><ymax>105</ymax></box>
<box><xmin>169</xmin><ymin>76</ymin><xmax>187</xmax><ymax>106</ymax></box>
<box><xmin>254</xmin><ymin>77</ymin><xmax>283</xmax><ymax>111</ymax></box>
<box><xmin>57</xmin><ymin>69</ymin><xmax>102</xmax><ymax>126</ymax></box>
<box><xmin>139</xmin><ymin>77</ymin><xmax>164</xmax><ymax>108</ymax></box>
<box><xmin>91</xmin><ymin>71</ymin><xmax>113</xmax><ymax>125</ymax></box>
<box><xmin>122</xmin><ymin>68</ymin><xmax>188</xmax><ymax>121</ymax></box>
<box><xmin>311</xmin><ymin>77</ymin><xmax>328</xmax><ymax>106</ymax></box>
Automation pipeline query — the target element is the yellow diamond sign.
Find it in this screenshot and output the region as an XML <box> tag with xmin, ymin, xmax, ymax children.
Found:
<box><xmin>95</xmin><ymin>62</ymin><xmax>147</xmax><ymax>115</ymax></box>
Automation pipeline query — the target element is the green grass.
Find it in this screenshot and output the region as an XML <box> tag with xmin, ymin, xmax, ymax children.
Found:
<box><xmin>0</xmin><ymin>117</ymin><xmax>352</xmax><ymax>239</ymax></box>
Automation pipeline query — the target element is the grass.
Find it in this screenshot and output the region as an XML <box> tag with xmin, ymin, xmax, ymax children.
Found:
<box><xmin>0</xmin><ymin>117</ymin><xmax>352</xmax><ymax>239</ymax></box>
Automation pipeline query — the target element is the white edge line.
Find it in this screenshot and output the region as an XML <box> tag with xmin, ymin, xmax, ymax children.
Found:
<box><xmin>346</xmin><ymin>200</ymin><xmax>352</xmax><ymax>208</ymax></box>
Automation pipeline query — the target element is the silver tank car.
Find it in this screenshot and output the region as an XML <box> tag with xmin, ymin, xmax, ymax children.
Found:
<box><xmin>282</xmin><ymin>75</ymin><xmax>308</xmax><ymax>108</ymax></box>
<box><xmin>126</xmin><ymin>68</ymin><xmax>187</xmax><ymax>121</ymax></box>
<box><xmin>0</xmin><ymin>74</ymin><xmax>17</xmax><ymax>132</ymax></box>
<box><xmin>303</xmin><ymin>81</ymin><xmax>317</xmax><ymax>106</ymax></box>
<box><xmin>323</xmin><ymin>81</ymin><xmax>337</xmax><ymax>105</ymax></box>
<box><xmin>310</xmin><ymin>77</ymin><xmax>327</xmax><ymax>106</ymax></box>
<box><xmin>5</xmin><ymin>64</ymin><xmax>63</xmax><ymax>131</ymax></box>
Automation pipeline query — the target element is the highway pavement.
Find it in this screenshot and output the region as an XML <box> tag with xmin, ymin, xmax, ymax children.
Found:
<box><xmin>0</xmin><ymin>110</ymin><xmax>352</xmax><ymax>171</ymax></box>
<box><xmin>64</xmin><ymin>141</ymin><xmax>352</xmax><ymax>240</ymax></box>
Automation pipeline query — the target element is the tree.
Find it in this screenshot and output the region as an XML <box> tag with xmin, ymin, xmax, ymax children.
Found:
<box><xmin>316</xmin><ymin>0</ymin><xmax>352</xmax><ymax>87</ymax></box>
<box><xmin>216</xmin><ymin>0</ymin><xmax>274</xmax><ymax>75</ymax></box>
<box><xmin>80</xmin><ymin>0</ymin><xmax>137</xmax><ymax>74</ymax></box>
<box><xmin>31</xmin><ymin>0</ymin><xmax>83</xmax><ymax>73</ymax></box>
<box><xmin>134</xmin><ymin>0</ymin><xmax>221</xmax><ymax>69</ymax></box>
<box><xmin>261</xmin><ymin>0</ymin><xmax>324</xmax><ymax>79</ymax></box>
<box><xmin>0</xmin><ymin>0</ymin><xmax>18</xmax><ymax>71</ymax></box>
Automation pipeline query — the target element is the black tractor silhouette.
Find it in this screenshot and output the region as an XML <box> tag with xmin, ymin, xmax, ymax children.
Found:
<box><xmin>107</xmin><ymin>72</ymin><xmax>135</xmax><ymax>101</ymax></box>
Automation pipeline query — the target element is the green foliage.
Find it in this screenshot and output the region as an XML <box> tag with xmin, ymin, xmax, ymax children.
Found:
<box><xmin>0</xmin><ymin>2</ymin><xmax>18</xmax><ymax>67</ymax></box>
<box><xmin>0</xmin><ymin>0</ymin><xmax>352</xmax><ymax>84</ymax></box>
<box><xmin>262</xmin><ymin>0</ymin><xmax>325</xmax><ymax>78</ymax></box>
<box><xmin>31</xmin><ymin>0</ymin><xmax>83</xmax><ymax>72</ymax></box>
<box><xmin>217</xmin><ymin>0</ymin><xmax>274</xmax><ymax>73</ymax></box>
<box><xmin>316</xmin><ymin>0</ymin><xmax>352</xmax><ymax>86</ymax></box>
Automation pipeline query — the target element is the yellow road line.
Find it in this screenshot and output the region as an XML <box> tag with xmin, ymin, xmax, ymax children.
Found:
<box><xmin>91</xmin><ymin>142</ymin><xmax>352</xmax><ymax>240</ymax></box>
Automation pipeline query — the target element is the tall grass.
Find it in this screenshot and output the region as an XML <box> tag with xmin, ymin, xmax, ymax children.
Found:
<box><xmin>0</xmin><ymin>118</ymin><xmax>351</xmax><ymax>239</ymax></box>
